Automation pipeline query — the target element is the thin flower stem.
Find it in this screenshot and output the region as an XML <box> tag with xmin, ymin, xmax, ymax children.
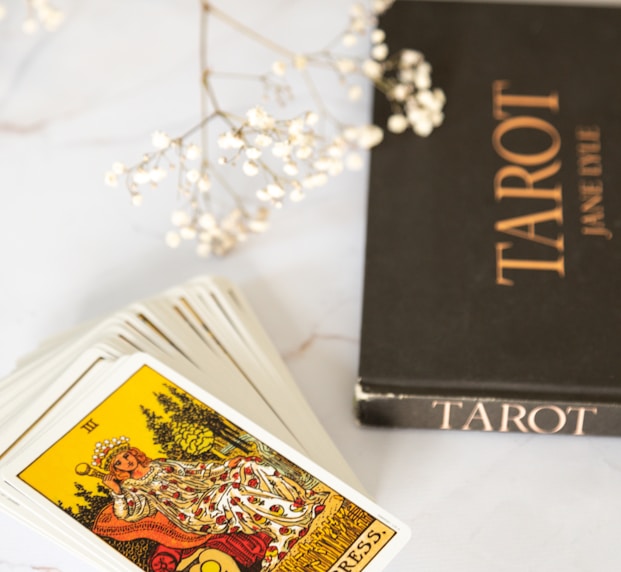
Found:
<box><xmin>200</xmin><ymin>4</ymin><xmax>210</xmax><ymax>170</ymax></box>
<box><xmin>202</xmin><ymin>1</ymin><xmax>295</xmax><ymax>58</ymax></box>
<box><xmin>179</xmin><ymin>110</ymin><xmax>219</xmax><ymax>140</ymax></box>
<box><xmin>300</xmin><ymin>69</ymin><xmax>341</xmax><ymax>127</ymax></box>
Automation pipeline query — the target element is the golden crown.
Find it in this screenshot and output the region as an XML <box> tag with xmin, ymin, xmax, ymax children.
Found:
<box><xmin>91</xmin><ymin>436</ymin><xmax>130</xmax><ymax>471</ymax></box>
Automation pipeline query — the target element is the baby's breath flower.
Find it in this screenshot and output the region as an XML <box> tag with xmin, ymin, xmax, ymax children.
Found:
<box><xmin>108</xmin><ymin>1</ymin><xmax>444</xmax><ymax>258</ymax></box>
<box><xmin>387</xmin><ymin>114</ymin><xmax>408</xmax><ymax>134</ymax></box>
<box><xmin>104</xmin><ymin>172</ymin><xmax>118</xmax><ymax>187</ymax></box>
<box><xmin>171</xmin><ymin>210</ymin><xmax>191</xmax><ymax>227</ymax></box>
<box><xmin>357</xmin><ymin>124</ymin><xmax>384</xmax><ymax>148</ymax></box>
<box><xmin>242</xmin><ymin>160</ymin><xmax>259</xmax><ymax>177</ymax></box>
<box><xmin>151</xmin><ymin>131</ymin><xmax>171</xmax><ymax>150</ymax></box>
<box><xmin>185</xmin><ymin>144</ymin><xmax>201</xmax><ymax>160</ymax></box>
<box><xmin>198</xmin><ymin>175</ymin><xmax>211</xmax><ymax>192</ymax></box>
<box><xmin>150</xmin><ymin>167</ymin><xmax>167</xmax><ymax>183</ymax></box>
<box><xmin>371</xmin><ymin>43</ymin><xmax>389</xmax><ymax>61</ymax></box>
<box><xmin>245</xmin><ymin>147</ymin><xmax>262</xmax><ymax>160</ymax></box>
<box><xmin>272</xmin><ymin>61</ymin><xmax>286</xmax><ymax>76</ymax></box>
<box><xmin>346</xmin><ymin>152</ymin><xmax>364</xmax><ymax>171</ymax></box>
<box><xmin>336</xmin><ymin>59</ymin><xmax>356</xmax><ymax>74</ymax></box>
<box><xmin>362</xmin><ymin>59</ymin><xmax>383</xmax><ymax>80</ymax></box>
<box><xmin>186</xmin><ymin>169</ymin><xmax>200</xmax><ymax>183</ymax></box>
<box><xmin>165</xmin><ymin>231</ymin><xmax>181</xmax><ymax>249</ymax></box>
<box><xmin>348</xmin><ymin>85</ymin><xmax>363</xmax><ymax>101</ymax></box>
<box><xmin>112</xmin><ymin>162</ymin><xmax>126</xmax><ymax>175</ymax></box>
<box><xmin>342</xmin><ymin>33</ymin><xmax>357</xmax><ymax>47</ymax></box>
<box><xmin>254</xmin><ymin>134</ymin><xmax>273</xmax><ymax>147</ymax></box>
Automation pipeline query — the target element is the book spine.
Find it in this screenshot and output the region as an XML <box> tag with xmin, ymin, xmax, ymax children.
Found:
<box><xmin>355</xmin><ymin>383</ymin><xmax>621</xmax><ymax>436</ymax></box>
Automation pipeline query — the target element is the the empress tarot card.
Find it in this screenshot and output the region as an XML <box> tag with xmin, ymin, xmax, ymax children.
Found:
<box><xmin>10</xmin><ymin>356</ymin><xmax>408</xmax><ymax>572</ymax></box>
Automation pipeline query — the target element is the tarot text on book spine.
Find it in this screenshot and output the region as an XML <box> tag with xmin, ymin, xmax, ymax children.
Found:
<box><xmin>492</xmin><ymin>80</ymin><xmax>565</xmax><ymax>286</ymax></box>
<box><xmin>432</xmin><ymin>400</ymin><xmax>597</xmax><ymax>435</ymax></box>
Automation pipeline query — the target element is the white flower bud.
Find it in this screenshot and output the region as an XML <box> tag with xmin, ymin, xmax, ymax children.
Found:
<box><xmin>283</xmin><ymin>162</ymin><xmax>299</xmax><ymax>176</ymax></box>
<box><xmin>185</xmin><ymin>144</ymin><xmax>201</xmax><ymax>160</ymax></box>
<box><xmin>357</xmin><ymin>124</ymin><xmax>384</xmax><ymax>148</ymax></box>
<box><xmin>198</xmin><ymin>175</ymin><xmax>211</xmax><ymax>192</ymax></box>
<box><xmin>372</xmin><ymin>29</ymin><xmax>386</xmax><ymax>44</ymax></box>
<box><xmin>400</xmin><ymin>49</ymin><xmax>423</xmax><ymax>67</ymax></box>
<box><xmin>171</xmin><ymin>210</ymin><xmax>190</xmax><ymax>227</ymax></box>
<box><xmin>256</xmin><ymin>188</ymin><xmax>271</xmax><ymax>202</ymax></box>
<box><xmin>104</xmin><ymin>172</ymin><xmax>118</xmax><ymax>187</ymax></box>
<box><xmin>392</xmin><ymin>84</ymin><xmax>410</xmax><ymax>102</ymax></box>
<box><xmin>151</xmin><ymin>131</ymin><xmax>171</xmax><ymax>150</ymax></box>
<box><xmin>304</xmin><ymin>111</ymin><xmax>319</xmax><ymax>126</ymax></box>
<box><xmin>362</xmin><ymin>59</ymin><xmax>383</xmax><ymax>80</ymax></box>
<box><xmin>296</xmin><ymin>146</ymin><xmax>313</xmax><ymax>160</ymax></box>
<box><xmin>272</xmin><ymin>61</ymin><xmax>286</xmax><ymax>76</ymax></box>
<box><xmin>293</xmin><ymin>55</ymin><xmax>308</xmax><ymax>70</ymax></box>
<box><xmin>412</xmin><ymin>115</ymin><xmax>434</xmax><ymax>137</ymax></box>
<box><xmin>313</xmin><ymin>157</ymin><xmax>331</xmax><ymax>172</ymax></box>
<box><xmin>267</xmin><ymin>183</ymin><xmax>285</xmax><ymax>198</ymax></box>
<box><xmin>272</xmin><ymin>142</ymin><xmax>291</xmax><ymax>158</ymax></box>
<box><xmin>387</xmin><ymin>114</ymin><xmax>408</xmax><ymax>134</ymax></box>
<box><xmin>371</xmin><ymin>43</ymin><xmax>389</xmax><ymax>61</ymax></box>
<box><xmin>242</xmin><ymin>161</ymin><xmax>259</xmax><ymax>177</ymax></box>
<box><xmin>290</xmin><ymin>187</ymin><xmax>305</xmax><ymax>202</ymax></box>
<box><xmin>342</xmin><ymin>33</ymin><xmax>357</xmax><ymax>47</ymax></box>
<box><xmin>112</xmin><ymin>162</ymin><xmax>126</xmax><ymax>175</ymax></box>
<box><xmin>254</xmin><ymin>134</ymin><xmax>273</xmax><ymax>147</ymax></box>
<box><xmin>180</xmin><ymin>226</ymin><xmax>197</xmax><ymax>240</ymax></box>
<box><xmin>336</xmin><ymin>59</ymin><xmax>356</xmax><ymax>74</ymax></box>
<box><xmin>132</xmin><ymin>168</ymin><xmax>150</xmax><ymax>185</ymax></box>
<box><xmin>245</xmin><ymin>147</ymin><xmax>262</xmax><ymax>160</ymax></box>
<box><xmin>186</xmin><ymin>169</ymin><xmax>200</xmax><ymax>183</ymax></box>
<box><xmin>346</xmin><ymin>152</ymin><xmax>364</xmax><ymax>171</ymax></box>
<box><xmin>150</xmin><ymin>167</ymin><xmax>167</xmax><ymax>183</ymax></box>
<box><xmin>165</xmin><ymin>231</ymin><xmax>181</xmax><ymax>248</ymax></box>
<box><xmin>198</xmin><ymin>213</ymin><xmax>216</xmax><ymax>229</ymax></box>
<box><xmin>348</xmin><ymin>85</ymin><xmax>363</xmax><ymax>101</ymax></box>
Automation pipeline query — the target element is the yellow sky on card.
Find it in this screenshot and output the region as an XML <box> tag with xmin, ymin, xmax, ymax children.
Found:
<box><xmin>19</xmin><ymin>366</ymin><xmax>181</xmax><ymax>511</ymax></box>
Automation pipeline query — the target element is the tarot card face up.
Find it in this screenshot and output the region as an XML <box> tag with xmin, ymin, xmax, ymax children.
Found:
<box><xmin>9</xmin><ymin>356</ymin><xmax>408</xmax><ymax>572</ymax></box>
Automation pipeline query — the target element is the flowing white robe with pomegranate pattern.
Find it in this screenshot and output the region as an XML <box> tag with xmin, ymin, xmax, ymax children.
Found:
<box><xmin>111</xmin><ymin>456</ymin><xmax>326</xmax><ymax>570</ymax></box>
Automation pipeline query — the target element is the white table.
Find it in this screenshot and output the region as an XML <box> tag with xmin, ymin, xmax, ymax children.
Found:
<box><xmin>1</xmin><ymin>1</ymin><xmax>620</xmax><ymax>570</ymax></box>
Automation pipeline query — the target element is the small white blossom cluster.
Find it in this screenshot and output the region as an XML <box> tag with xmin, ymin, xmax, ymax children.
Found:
<box><xmin>166</xmin><ymin>204</ymin><xmax>271</xmax><ymax>258</ymax></box>
<box><xmin>105</xmin><ymin>129</ymin><xmax>272</xmax><ymax>257</ymax></box>
<box><xmin>106</xmin><ymin>0</ymin><xmax>445</xmax><ymax>258</ymax></box>
<box><xmin>2</xmin><ymin>0</ymin><xmax>65</xmax><ymax>33</ymax></box>
<box><xmin>268</xmin><ymin>1</ymin><xmax>396</xmax><ymax>104</ymax></box>
<box><xmin>217</xmin><ymin>106</ymin><xmax>380</xmax><ymax>207</ymax></box>
<box><xmin>363</xmin><ymin>41</ymin><xmax>445</xmax><ymax>137</ymax></box>
<box><xmin>340</xmin><ymin>1</ymin><xmax>394</xmax><ymax>49</ymax></box>
<box><xmin>106</xmin><ymin>106</ymin><xmax>385</xmax><ymax>257</ymax></box>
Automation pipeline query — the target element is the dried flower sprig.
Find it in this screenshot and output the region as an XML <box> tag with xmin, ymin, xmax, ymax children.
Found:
<box><xmin>0</xmin><ymin>0</ymin><xmax>64</xmax><ymax>33</ymax></box>
<box><xmin>107</xmin><ymin>0</ymin><xmax>445</xmax><ymax>257</ymax></box>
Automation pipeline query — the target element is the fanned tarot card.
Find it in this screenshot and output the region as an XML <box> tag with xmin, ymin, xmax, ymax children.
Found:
<box><xmin>4</xmin><ymin>355</ymin><xmax>408</xmax><ymax>572</ymax></box>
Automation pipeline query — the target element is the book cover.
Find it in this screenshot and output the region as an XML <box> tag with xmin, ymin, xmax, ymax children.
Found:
<box><xmin>356</xmin><ymin>0</ymin><xmax>621</xmax><ymax>435</ymax></box>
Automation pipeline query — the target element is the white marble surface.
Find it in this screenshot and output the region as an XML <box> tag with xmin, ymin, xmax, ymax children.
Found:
<box><xmin>1</xmin><ymin>0</ymin><xmax>621</xmax><ymax>571</ymax></box>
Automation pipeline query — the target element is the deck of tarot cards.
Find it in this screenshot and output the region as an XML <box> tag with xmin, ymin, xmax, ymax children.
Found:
<box><xmin>0</xmin><ymin>276</ymin><xmax>408</xmax><ymax>572</ymax></box>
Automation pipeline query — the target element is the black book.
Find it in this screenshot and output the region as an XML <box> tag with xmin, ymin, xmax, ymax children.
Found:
<box><xmin>357</xmin><ymin>0</ymin><xmax>621</xmax><ymax>436</ymax></box>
